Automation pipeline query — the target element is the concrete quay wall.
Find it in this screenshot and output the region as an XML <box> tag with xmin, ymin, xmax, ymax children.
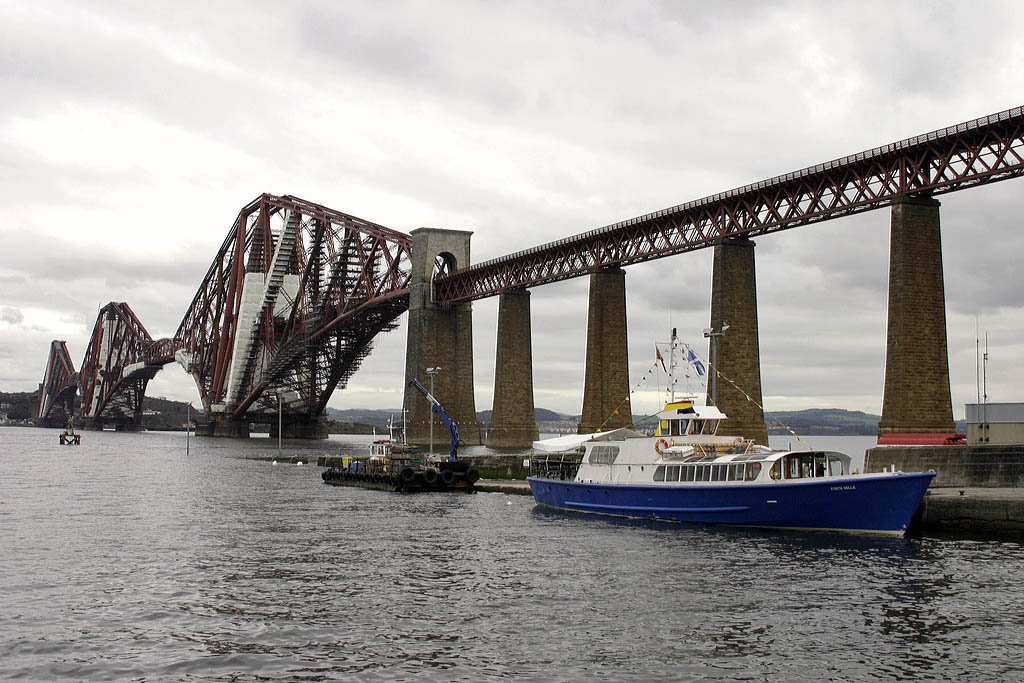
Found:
<box><xmin>919</xmin><ymin>488</ymin><xmax>1024</xmax><ymax>534</ymax></box>
<box><xmin>866</xmin><ymin>445</ymin><xmax>1024</xmax><ymax>488</ymax></box>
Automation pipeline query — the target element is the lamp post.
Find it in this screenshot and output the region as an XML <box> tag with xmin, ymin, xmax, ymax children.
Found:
<box><xmin>277</xmin><ymin>392</ymin><xmax>282</xmax><ymax>457</ymax></box>
<box><xmin>425</xmin><ymin>367</ymin><xmax>441</xmax><ymax>456</ymax></box>
<box><xmin>703</xmin><ymin>324</ymin><xmax>729</xmax><ymax>405</ymax></box>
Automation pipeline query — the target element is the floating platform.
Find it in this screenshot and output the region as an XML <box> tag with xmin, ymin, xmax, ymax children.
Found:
<box><xmin>320</xmin><ymin>456</ymin><xmax>479</xmax><ymax>494</ymax></box>
<box><xmin>58</xmin><ymin>432</ymin><xmax>81</xmax><ymax>445</ymax></box>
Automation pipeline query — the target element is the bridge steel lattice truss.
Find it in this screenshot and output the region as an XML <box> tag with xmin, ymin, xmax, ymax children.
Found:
<box><xmin>174</xmin><ymin>194</ymin><xmax>413</xmax><ymax>425</ymax></box>
<box><xmin>52</xmin><ymin>106</ymin><xmax>1024</xmax><ymax>430</ymax></box>
<box><xmin>77</xmin><ymin>302</ymin><xmax>176</xmax><ymax>428</ymax></box>
<box><xmin>434</xmin><ymin>106</ymin><xmax>1024</xmax><ymax>302</ymax></box>
<box><xmin>37</xmin><ymin>340</ymin><xmax>79</xmax><ymax>424</ymax></box>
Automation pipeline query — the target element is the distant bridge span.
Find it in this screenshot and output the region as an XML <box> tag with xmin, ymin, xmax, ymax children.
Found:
<box><xmin>435</xmin><ymin>105</ymin><xmax>1024</xmax><ymax>302</ymax></box>
<box><xmin>77</xmin><ymin>302</ymin><xmax>176</xmax><ymax>429</ymax></box>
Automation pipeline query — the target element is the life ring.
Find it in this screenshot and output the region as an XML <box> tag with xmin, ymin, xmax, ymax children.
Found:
<box><xmin>654</xmin><ymin>438</ymin><xmax>670</xmax><ymax>455</ymax></box>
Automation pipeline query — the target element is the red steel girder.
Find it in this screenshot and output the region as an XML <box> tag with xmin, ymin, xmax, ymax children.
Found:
<box><xmin>78</xmin><ymin>302</ymin><xmax>174</xmax><ymax>426</ymax></box>
<box><xmin>37</xmin><ymin>340</ymin><xmax>79</xmax><ymax>422</ymax></box>
<box><xmin>435</xmin><ymin>105</ymin><xmax>1024</xmax><ymax>302</ymax></box>
<box><xmin>175</xmin><ymin>194</ymin><xmax>413</xmax><ymax>422</ymax></box>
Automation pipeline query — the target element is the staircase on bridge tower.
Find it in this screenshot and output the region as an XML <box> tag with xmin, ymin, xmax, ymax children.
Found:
<box><xmin>223</xmin><ymin>210</ymin><xmax>301</xmax><ymax>410</ymax></box>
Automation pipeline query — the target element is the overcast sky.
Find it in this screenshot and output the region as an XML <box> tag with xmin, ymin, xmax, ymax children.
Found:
<box><xmin>2</xmin><ymin>0</ymin><xmax>1022</xmax><ymax>421</ymax></box>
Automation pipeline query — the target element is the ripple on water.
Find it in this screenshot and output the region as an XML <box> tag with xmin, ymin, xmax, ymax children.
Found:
<box><xmin>2</xmin><ymin>427</ymin><xmax>1024</xmax><ymax>681</ymax></box>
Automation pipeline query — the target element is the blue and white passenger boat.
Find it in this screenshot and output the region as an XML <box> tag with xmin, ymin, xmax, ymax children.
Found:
<box><xmin>528</xmin><ymin>335</ymin><xmax>935</xmax><ymax>536</ymax></box>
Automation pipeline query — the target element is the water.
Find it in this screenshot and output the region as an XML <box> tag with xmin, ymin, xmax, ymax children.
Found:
<box><xmin>2</xmin><ymin>427</ymin><xmax>1022</xmax><ymax>682</ymax></box>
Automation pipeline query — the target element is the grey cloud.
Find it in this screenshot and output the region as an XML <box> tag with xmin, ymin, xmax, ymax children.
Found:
<box><xmin>1</xmin><ymin>307</ymin><xmax>24</xmax><ymax>324</ymax></box>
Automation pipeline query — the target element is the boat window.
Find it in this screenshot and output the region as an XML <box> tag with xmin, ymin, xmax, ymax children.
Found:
<box><xmin>654</xmin><ymin>465</ymin><xmax>666</xmax><ymax>481</ymax></box>
<box><xmin>787</xmin><ymin>456</ymin><xmax>802</xmax><ymax>479</ymax></box>
<box><xmin>746</xmin><ymin>462</ymin><xmax>762</xmax><ymax>480</ymax></box>
<box><xmin>770</xmin><ymin>461</ymin><xmax>782</xmax><ymax>480</ymax></box>
<box><xmin>814</xmin><ymin>453</ymin><xmax>827</xmax><ymax>477</ymax></box>
<box><xmin>828</xmin><ymin>455</ymin><xmax>845</xmax><ymax>476</ymax></box>
<box><xmin>683</xmin><ymin>465</ymin><xmax>695</xmax><ymax>482</ymax></box>
<box><xmin>659</xmin><ymin>420</ymin><xmax>669</xmax><ymax>435</ymax></box>
<box><xmin>730</xmin><ymin>464</ymin><xmax>744</xmax><ymax>481</ymax></box>
<box><xmin>711</xmin><ymin>465</ymin><xmax>725</xmax><ymax>481</ymax></box>
<box><xmin>666</xmin><ymin>465</ymin><xmax>679</xmax><ymax>482</ymax></box>
<box><xmin>588</xmin><ymin>446</ymin><xmax>619</xmax><ymax>465</ymax></box>
<box><xmin>690</xmin><ymin>419</ymin><xmax>704</xmax><ymax>435</ymax></box>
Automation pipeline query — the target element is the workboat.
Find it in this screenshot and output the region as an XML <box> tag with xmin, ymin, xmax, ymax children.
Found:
<box><xmin>321</xmin><ymin>378</ymin><xmax>479</xmax><ymax>493</ymax></box>
<box><xmin>321</xmin><ymin>438</ymin><xmax>479</xmax><ymax>493</ymax></box>
<box><xmin>527</xmin><ymin>332</ymin><xmax>936</xmax><ymax>536</ymax></box>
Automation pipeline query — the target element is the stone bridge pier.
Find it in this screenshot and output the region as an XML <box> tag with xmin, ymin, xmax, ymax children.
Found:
<box><xmin>486</xmin><ymin>289</ymin><xmax>539</xmax><ymax>447</ymax></box>
<box><xmin>403</xmin><ymin>228</ymin><xmax>483</xmax><ymax>448</ymax></box>
<box><xmin>578</xmin><ymin>266</ymin><xmax>633</xmax><ymax>434</ymax></box>
<box><xmin>879</xmin><ymin>196</ymin><xmax>956</xmax><ymax>437</ymax></box>
<box><xmin>708</xmin><ymin>237</ymin><xmax>769</xmax><ymax>445</ymax></box>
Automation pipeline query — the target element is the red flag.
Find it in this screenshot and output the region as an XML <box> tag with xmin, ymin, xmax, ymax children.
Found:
<box><xmin>655</xmin><ymin>346</ymin><xmax>667</xmax><ymax>374</ymax></box>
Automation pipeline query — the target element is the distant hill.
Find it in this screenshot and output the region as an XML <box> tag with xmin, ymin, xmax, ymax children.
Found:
<box><xmin>477</xmin><ymin>408</ymin><xmax>571</xmax><ymax>424</ymax></box>
<box><xmin>765</xmin><ymin>409</ymin><xmax>880</xmax><ymax>436</ymax></box>
<box><xmin>7</xmin><ymin>387</ymin><xmax>963</xmax><ymax>436</ymax></box>
<box><xmin>328</xmin><ymin>407</ymin><xmax>581</xmax><ymax>431</ymax></box>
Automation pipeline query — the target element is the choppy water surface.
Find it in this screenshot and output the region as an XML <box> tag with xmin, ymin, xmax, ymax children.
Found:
<box><xmin>2</xmin><ymin>427</ymin><xmax>1022</xmax><ymax>682</ymax></box>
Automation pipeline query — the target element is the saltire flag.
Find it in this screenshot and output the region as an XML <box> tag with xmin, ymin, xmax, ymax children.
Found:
<box><xmin>685</xmin><ymin>346</ymin><xmax>706</xmax><ymax>376</ymax></box>
<box><xmin>655</xmin><ymin>346</ymin><xmax>667</xmax><ymax>374</ymax></box>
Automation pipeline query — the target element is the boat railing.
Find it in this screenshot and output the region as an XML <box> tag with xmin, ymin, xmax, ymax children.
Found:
<box><xmin>329</xmin><ymin>455</ymin><xmax>426</xmax><ymax>475</ymax></box>
<box><xmin>691</xmin><ymin>439</ymin><xmax>758</xmax><ymax>457</ymax></box>
<box><xmin>530</xmin><ymin>453</ymin><xmax>583</xmax><ymax>480</ymax></box>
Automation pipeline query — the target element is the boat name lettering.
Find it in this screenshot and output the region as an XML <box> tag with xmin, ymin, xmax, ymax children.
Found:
<box><xmin>830</xmin><ymin>485</ymin><xmax>857</xmax><ymax>491</ymax></box>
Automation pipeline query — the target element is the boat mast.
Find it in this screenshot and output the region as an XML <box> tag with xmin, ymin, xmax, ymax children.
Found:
<box><xmin>669</xmin><ymin>327</ymin><xmax>679</xmax><ymax>402</ymax></box>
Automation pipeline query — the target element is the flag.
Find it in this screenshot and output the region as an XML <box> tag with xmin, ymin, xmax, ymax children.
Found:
<box><xmin>686</xmin><ymin>346</ymin><xmax>706</xmax><ymax>376</ymax></box>
<box><xmin>655</xmin><ymin>346</ymin><xmax>667</xmax><ymax>374</ymax></box>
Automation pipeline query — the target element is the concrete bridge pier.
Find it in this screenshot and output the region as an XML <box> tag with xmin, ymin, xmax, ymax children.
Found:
<box><xmin>403</xmin><ymin>228</ymin><xmax>483</xmax><ymax>448</ymax></box>
<box><xmin>578</xmin><ymin>266</ymin><xmax>633</xmax><ymax>434</ymax></box>
<box><xmin>487</xmin><ymin>289</ymin><xmax>539</xmax><ymax>447</ymax></box>
<box><xmin>196</xmin><ymin>420</ymin><xmax>251</xmax><ymax>438</ymax></box>
<box><xmin>879</xmin><ymin>196</ymin><xmax>956</xmax><ymax>436</ymax></box>
<box><xmin>272</xmin><ymin>420</ymin><xmax>329</xmax><ymax>440</ymax></box>
<box><xmin>708</xmin><ymin>237</ymin><xmax>769</xmax><ymax>445</ymax></box>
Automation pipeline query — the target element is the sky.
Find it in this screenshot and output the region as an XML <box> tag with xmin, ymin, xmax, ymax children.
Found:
<box><xmin>2</xmin><ymin>0</ymin><xmax>1022</xmax><ymax>421</ymax></box>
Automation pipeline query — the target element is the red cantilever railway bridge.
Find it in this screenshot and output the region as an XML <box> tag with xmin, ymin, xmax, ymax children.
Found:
<box><xmin>37</xmin><ymin>106</ymin><xmax>1024</xmax><ymax>432</ymax></box>
<box><xmin>434</xmin><ymin>105</ymin><xmax>1024</xmax><ymax>301</ymax></box>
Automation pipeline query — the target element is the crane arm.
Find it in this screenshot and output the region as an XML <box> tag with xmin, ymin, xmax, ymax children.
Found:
<box><xmin>409</xmin><ymin>377</ymin><xmax>461</xmax><ymax>461</ymax></box>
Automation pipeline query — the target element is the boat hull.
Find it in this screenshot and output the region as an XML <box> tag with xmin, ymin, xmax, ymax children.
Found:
<box><xmin>527</xmin><ymin>472</ymin><xmax>936</xmax><ymax>536</ymax></box>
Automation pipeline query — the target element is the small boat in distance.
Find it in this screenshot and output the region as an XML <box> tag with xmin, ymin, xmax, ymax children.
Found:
<box><xmin>527</xmin><ymin>333</ymin><xmax>936</xmax><ymax>536</ymax></box>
